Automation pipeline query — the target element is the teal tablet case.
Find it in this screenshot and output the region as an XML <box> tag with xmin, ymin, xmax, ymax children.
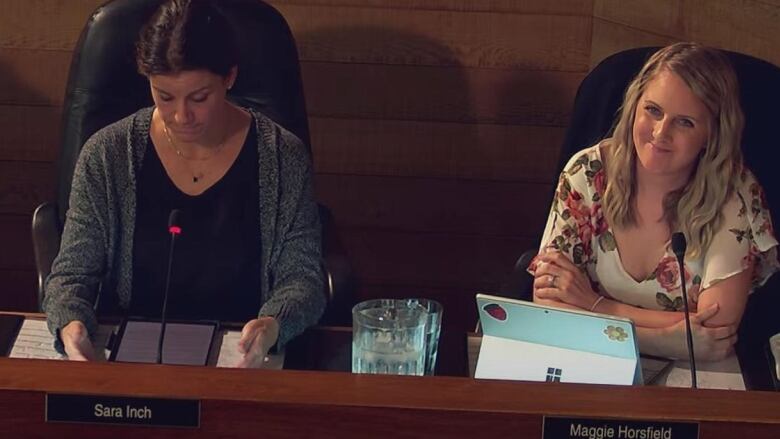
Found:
<box><xmin>477</xmin><ymin>293</ymin><xmax>643</xmax><ymax>385</ymax></box>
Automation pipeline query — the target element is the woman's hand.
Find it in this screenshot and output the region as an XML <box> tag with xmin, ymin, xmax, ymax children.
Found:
<box><xmin>533</xmin><ymin>250</ymin><xmax>600</xmax><ymax>310</ymax></box>
<box><xmin>661</xmin><ymin>303</ymin><xmax>738</xmax><ymax>361</ymax></box>
<box><xmin>236</xmin><ymin>317</ymin><xmax>280</xmax><ymax>368</ymax></box>
<box><xmin>61</xmin><ymin>320</ymin><xmax>97</xmax><ymax>361</ymax></box>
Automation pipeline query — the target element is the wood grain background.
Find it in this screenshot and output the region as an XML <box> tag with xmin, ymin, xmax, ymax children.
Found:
<box><xmin>0</xmin><ymin>0</ymin><xmax>778</xmax><ymax>331</ymax></box>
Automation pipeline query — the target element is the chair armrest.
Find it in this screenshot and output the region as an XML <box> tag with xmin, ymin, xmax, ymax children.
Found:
<box><xmin>497</xmin><ymin>248</ymin><xmax>536</xmax><ymax>302</ymax></box>
<box><xmin>31</xmin><ymin>202</ymin><xmax>61</xmax><ymax>310</ymax></box>
<box><xmin>322</xmin><ymin>252</ymin><xmax>355</xmax><ymax>325</ymax></box>
<box><xmin>318</xmin><ymin>203</ymin><xmax>356</xmax><ymax>326</ymax></box>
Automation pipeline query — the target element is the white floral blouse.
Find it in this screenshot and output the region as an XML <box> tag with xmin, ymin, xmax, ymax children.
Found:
<box><xmin>530</xmin><ymin>144</ymin><xmax>779</xmax><ymax>312</ymax></box>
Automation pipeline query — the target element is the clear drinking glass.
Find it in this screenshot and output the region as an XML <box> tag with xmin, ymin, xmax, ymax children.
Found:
<box><xmin>406</xmin><ymin>298</ymin><xmax>443</xmax><ymax>375</ymax></box>
<box><xmin>352</xmin><ymin>299</ymin><xmax>427</xmax><ymax>376</ymax></box>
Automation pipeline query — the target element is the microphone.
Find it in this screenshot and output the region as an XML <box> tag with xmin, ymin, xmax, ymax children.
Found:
<box><xmin>157</xmin><ymin>209</ymin><xmax>182</xmax><ymax>364</ymax></box>
<box><xmin>671</xmin><ymin>232</ymin><xmax>697</xmax><ymax>388</ymax></box>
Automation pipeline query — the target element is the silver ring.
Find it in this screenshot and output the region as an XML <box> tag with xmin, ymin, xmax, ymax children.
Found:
<box><xmin>551</xmin><ymin>274</ymin><xmax>557</xmax><ymax>288</ymax></box>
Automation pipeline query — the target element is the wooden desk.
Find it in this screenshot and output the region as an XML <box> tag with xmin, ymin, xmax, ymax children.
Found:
<box><xmin>1</xmin><ymin>358</ymin><xmax>780</xmax><ymax>437</ymax></box>
<box><xmin>1</xmin><ymin>315</ymin><xmax>779</xmax><ymax>437</ymax></box>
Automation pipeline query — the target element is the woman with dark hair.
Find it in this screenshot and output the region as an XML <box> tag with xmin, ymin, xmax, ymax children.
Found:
<box><xmin>43</xmin><ymin>0</ymin><xmax>324</xmax><ymax>367</ymax></box>
<box><xmin>529</xmin><ymin>43</ymin><xmax>778</xmax><ymax>361</ymax></box>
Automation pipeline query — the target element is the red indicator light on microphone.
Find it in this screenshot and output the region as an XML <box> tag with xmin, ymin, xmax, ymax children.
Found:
<box><xmin>169</xmin><ymin>226</ymin><xmax>182</xmax><ymax>235</ymax></box>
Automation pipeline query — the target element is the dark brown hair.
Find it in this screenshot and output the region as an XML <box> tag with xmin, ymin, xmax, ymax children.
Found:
<box><xmin>136</xmin><ymin>0</ymin><xmax>238</xmax><ymax>77</ymax></box>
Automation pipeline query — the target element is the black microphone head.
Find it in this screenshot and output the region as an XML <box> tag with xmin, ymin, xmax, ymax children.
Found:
<box><xmin>671</xmin><ymin>232</ymin><xmax>687</xmax><ymax>257</ymax></box>
<box><xmin>168</xmin><ymin>209</ymin><xmax>181</xmax><ymax>228</ymax></box>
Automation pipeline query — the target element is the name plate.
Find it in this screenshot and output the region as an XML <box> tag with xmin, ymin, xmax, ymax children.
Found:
<box><xmin>46</xmin><ymin>394</ymin><xmax>200</xmax><ymax>428</ymax></box>
<box><xmin>544</xmin><ymin>416</ymin><xmax>699</xmax><ymax>439</ymax></box>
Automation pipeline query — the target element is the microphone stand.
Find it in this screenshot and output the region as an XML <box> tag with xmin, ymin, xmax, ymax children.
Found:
<box><xmin>672</xmin><ymin>232</ymin><xmax>697</xmax><ymax>388</ymax></box>
<box><xmin>157</xmin><ymin>210</ymin><xmax>182</xmax><ymax>364</ymax></box>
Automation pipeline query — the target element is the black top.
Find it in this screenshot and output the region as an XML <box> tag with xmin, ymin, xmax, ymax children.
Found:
<box><xmin>130</xmin><ymin>121</ymin><xmax>262</xmax><ymax>322</ymax></box>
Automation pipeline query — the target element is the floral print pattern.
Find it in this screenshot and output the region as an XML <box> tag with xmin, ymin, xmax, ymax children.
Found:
<box><xmin>531</xmin><ymin>145</ymin><xmax>780</xmax><ymax>312</ymax></box>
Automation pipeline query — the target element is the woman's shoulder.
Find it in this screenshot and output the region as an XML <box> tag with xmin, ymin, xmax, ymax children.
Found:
<box><xmin>727</xmin><ymin>167</ymin><xmax>774</xmax><ymax>235</ymax></box>
<box><xmin>248</xmin><ymin>108</ymin><xmax>309</xmax><ymax>163</ymax></box>
<box><xmin>558</xmin><ymin>143</ymin><xmax>607</xmax><ymax>194</ymax></box>
<box><xmin>734</xmin><ymin>167</ymin><xmax>767</xmax><ymax>194</ymax></box>
<box><xmin>561</xmin><ymin>143</ymin><xmax>604</xmax><ymax>176</ymax></box>
<box><xmin>79</xmin><ymin>107</ymin><xmax>152</xmax><ymax>167</ymax></box>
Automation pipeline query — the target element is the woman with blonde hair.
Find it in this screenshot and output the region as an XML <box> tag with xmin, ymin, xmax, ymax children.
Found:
<box><xmin>530</xmin><ymin>42</ymin><xmax>778</xmax><ymax>361</ymax></box>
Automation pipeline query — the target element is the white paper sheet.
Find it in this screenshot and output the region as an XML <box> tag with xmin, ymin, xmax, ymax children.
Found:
<box><xmin>212</xmin><ymin>329</ymin><xmax>284</xmax><ymax>369</ymax></box>
<box><xmin>661</xmin><ymin>356</ymin><xmax>745</xmax><ymax>390</ymax></box>
<box><xmin>10</xmin><ymin>319</ymin><xmax>113</xmax><ymax>361</ymax></box>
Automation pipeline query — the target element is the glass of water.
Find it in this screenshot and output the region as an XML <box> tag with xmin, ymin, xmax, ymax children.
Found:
<box><xmin>405</xmin><ymin>299</ymin><xmax>443</xmax><ymax>375</ymax></box>
<box><xmin>352</xmin><ymin>299</ymin><xmax>427</xmax><ymax>376</ymax></box>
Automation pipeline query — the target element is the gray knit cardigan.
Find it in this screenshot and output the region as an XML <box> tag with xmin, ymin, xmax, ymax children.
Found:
<box><xmin>43</xmin><ymin>107</ymin><xmax>325</xmax><ymax>352</ymax></box>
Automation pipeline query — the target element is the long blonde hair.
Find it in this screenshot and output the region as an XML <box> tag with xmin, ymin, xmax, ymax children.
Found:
<box><xmin>602</xmin><ymin>43</ymin><xmax>744</xmax><ymax>258</ymax></box>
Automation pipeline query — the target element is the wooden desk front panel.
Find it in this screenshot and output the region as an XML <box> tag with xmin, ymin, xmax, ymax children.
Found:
<box><xmin>0</xmin><ymin>394</ymin><xmax>536</xmax><ymax>438</ymax></box>
<box><xmin>1</xmin><ymin>358</ymin><xmax>779</xmax><ymax>438</ymax></box>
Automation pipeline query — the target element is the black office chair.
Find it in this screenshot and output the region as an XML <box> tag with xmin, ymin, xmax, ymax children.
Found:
<box><xmin>31</xmin><ymin>0</ymin><xmax>354</xmax><ymax>325</ymax></box>
<box><xmin>500</xmin><ymin>46</ymin><xmax>780</xmax><ymax>389</ymax></box>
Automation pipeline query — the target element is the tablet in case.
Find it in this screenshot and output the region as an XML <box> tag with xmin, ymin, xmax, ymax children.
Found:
<box><xmin>475</xmin><ymin>293</ymin><xmax>642</xmax><ymax>386</ymax></box>
<box><xmin>109</xmin><ymin>318</ymin><xmax>219</xmax><ymax>366</ymax></box>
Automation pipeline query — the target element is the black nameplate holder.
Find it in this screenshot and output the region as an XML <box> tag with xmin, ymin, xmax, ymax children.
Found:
<box><xmin>544</xmin><ymin>416</ymin><xmax>699</xmax><ymax>439</ymax></box>
<box><xmin>46</xmin><ymin>394</ymin><xmax>200</xmax><ymax>428</ymax></box>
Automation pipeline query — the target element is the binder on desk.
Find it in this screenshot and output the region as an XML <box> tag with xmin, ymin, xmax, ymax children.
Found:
<box><xmin>475</xmin><ymin>294</ymin><xmax>642</xmax><ymax>386</ymax></box>
<box><xmin>109</xmin><ymin>318</ymin><xmax>218</xmax><ymax>366</ymax></box>
<box><xmin>0</xmin><ymin>315</ymin><xmax>23</xmax><ymax>356</ymax></box>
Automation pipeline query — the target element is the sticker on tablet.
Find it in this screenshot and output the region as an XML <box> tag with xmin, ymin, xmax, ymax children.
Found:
<box><xmin>483</xmin><ymin>303</ymin><xmax>507</xmax><ymax>321</ymax></box>
<box><xmin>603</xmin><ymin>325</ymin><xmax>628</xmax><ymax>342</ymax></box>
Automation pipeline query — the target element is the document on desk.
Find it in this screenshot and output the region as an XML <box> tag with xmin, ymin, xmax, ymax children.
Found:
<box><xmin>212</xmin><ymin>329</ymin><xmax>285</xmax><ymax>369</ymax></box>
<box><xmin>662</xmin><ymin>356</ymin><xmax>745</xmax><ymax>390</ymax></box>
<box><xmin>9</xmin><ymin>319</ymin><xmax>113</xmax><ymax>360</ymax></box>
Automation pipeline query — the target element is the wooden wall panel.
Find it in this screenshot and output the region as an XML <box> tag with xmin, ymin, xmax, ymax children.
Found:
<box><xmin>301</xmin><ymin>62</ymin><xmax>582</xmax><ymax>126</ymax></box>
<box><xmin>594</xmin><ymin>0</ymin><xmax>683</xmax><ymax>37</ymax></box>
<box><xmin>0</xmin><ymin>162</ymin><xmax>55</xmax><ymax>215</ymax></box>
<box><xmin>0</xmin><ymin>49</ymin><xmax>71</xmax><ymax>106</ymax></box>
<box><xmin>592</xmin><ymin>0</ymin><xmax>780</xmax><ymax>68</ymax></box>
<box><xmin>589</xmin><ymin>18</ymin><xmax>676</xmax><ymax>68</ymax></box>
<box><xmin>315</xmin><ymin>175</ymin><xmax>551</xmax><ymax>235</ymax></box>
<box><xmin>0</xmin><ymin>0</ymin><xmax>100</xmax><ymax>50</ymax></box>
<box><xmin>270</xmin><ymin>0</ymin><xmax>592</xmax><ymax>15</ymax></box>
<box><xmin>310</xmin><ymin>118</ymin><xmax>565</xmax><ymax>181</ymax></box>
<box><xmin>0</xmin><ymin>106</ymin><xmax>61</xmax><ymax>162</ymax></box>
<box><xmin>681</xmin><ymin>0</ymin><xmax>780</xmax><ymax>67</ymax></box>
<box><xmin>275</xmin><ymin>4</ymin><xmax>592</xmax><ymax>71</ymax></box>
<box><xmin>340</xmin><ymin>230</ymin><xmax>535</xmax><ymax>289</ymax></box>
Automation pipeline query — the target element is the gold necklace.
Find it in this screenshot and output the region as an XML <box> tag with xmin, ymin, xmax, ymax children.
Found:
<box><xmin>163</xmin><ymin>123</ymin><xmax>227</xmax><ymax>183</ymax></box>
